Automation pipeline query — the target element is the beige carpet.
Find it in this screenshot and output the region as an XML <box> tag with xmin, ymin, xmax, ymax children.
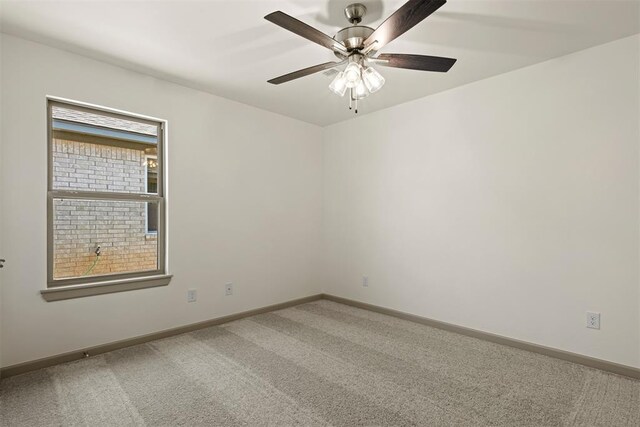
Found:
<box><xmin>1</xmin><ymin>300</ymin><xmax>638</xmax><ymax>426</ymax></box>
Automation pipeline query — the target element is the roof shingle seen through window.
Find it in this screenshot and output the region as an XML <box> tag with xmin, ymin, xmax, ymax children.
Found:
<box><xmin>52</xmin><ymin>106</ymin><xmax>157</xmax><ymax>136</ymax></box>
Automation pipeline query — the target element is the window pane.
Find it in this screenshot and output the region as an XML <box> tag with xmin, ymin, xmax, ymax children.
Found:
<box><xmin>53</xmin><ymin>198</ymin><xmax>159</xmax><ymax>280</ymax></box>
<box><xmin>146</xmin><ymin>157</ymin><xmax>158</xmax><ymax>194</ymax></box>
<box><xmin>147</xmin><ymin>203</ymin><xmax>158</xmax><ymax>233</ymax></box>
<box><xmin>51</xmin><ymin>105</ymin><xmax>158</xmax><ymax>193</ymax></box>
<box><xmin>145</xmin><ymin>156</ymin><xmax>158</xmax><ymax>233</ymax></box>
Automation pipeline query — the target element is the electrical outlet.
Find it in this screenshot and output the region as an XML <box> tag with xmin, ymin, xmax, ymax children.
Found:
<box><xmin>586</xmin><ymin>312</ymin><xmax>600</xmax><ymax>329</ymax></box>
<box><xmin>187</xmin><ymin>289</ymin><xmax>197</xmax><ymax>303</ymax></box>
<box><xmin>225</xmin><ymin>283</ymin><xmax>233</xmax><ymax>296</ymax></box>
<box><xmin>362</xmin><ymin>276</ymin><xmax>369</xmax><ymax>287</ymax></box>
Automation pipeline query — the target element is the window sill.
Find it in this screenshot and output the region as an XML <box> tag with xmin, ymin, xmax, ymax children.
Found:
<box><xmin>41</xmin><ymin>274</ymin><xmax>172</xmax><ymax>302</ymax></box>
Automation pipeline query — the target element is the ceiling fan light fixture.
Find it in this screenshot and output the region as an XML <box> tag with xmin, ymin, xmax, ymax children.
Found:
<box><xmin>343</xmin><ymin>62</ymin><xmax>362</xmax><ymax>88</ymax></box>
<box><xmin>362</xmin><ymin>66</ymin><xmax>385</xmax><ymax>93</ymax></box>
<box><xmin>329</xmin><ymin>71</ymin><xmax>348</xmax><ymax>96</ymax></box>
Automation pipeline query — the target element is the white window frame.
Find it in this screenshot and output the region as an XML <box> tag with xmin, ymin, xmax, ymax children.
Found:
<box><xmin>42</xmin><ymin>97</ymin><xmax>171</xmax><ymax>301</ymax></box>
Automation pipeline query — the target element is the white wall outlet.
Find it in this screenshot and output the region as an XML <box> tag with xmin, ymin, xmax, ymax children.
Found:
<box><xmin>187</xmin><ymin>289</ymin><xmax>197</xmax><ymax>303</ymax></box>
<box><xmin>362</xmin><ymin>276</ymin><xmax>369</xmax><ymax>287</ymax></box>
<box><xmin>586</xmin><ymin>312</ymin><xmax>600</xmax><ymax>329</ymax></box>
<box><xmin>225</xmin><ymin>283</ymin><xmax>233</xmax><ymax>296</ymax></box>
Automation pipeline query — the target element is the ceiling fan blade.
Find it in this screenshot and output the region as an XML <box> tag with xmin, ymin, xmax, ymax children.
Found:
<box><xmin>364</xmin><ymin>0</ymin><xmax>446</xmax><ymax>51</ymax></box>
<box><xmin>268</xmin><ymin>60</ymin><xmax>347</xmax><ymax>85</ymax></box>
<box><xmin>265</xmin><ymin>11</ymin><xmax>347</xmax><ymax>54</ymax></box>
<box><xmin>375</xmin><ymin>53</ymin><xmax>456</xmax><ymax>72</ymax></box>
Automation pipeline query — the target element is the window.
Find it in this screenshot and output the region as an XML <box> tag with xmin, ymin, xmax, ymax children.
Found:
<box><xmin>44</xmin><ymin>99</ymin><xmax>170</xmax><ymax>301</ymax></box>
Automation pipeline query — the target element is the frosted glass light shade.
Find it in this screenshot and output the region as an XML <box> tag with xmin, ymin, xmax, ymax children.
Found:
<box><xmin>344</xmin><ymin>62</ymin><xmax>362</xmax><ymax>88</ymax></box>
<box><xmin>328</xmin><ymin>72</ymin><xmax>348</xmax><ymax>96</ymax></box>
<box><xmin>353</xmin><ymin>79</ymin><xmax>369</xmax><ymax>99</ymax></box>
<box><xmin>362</xmin><ymin>66</ymin><xmax>385</xmax><ymax>93</ymax></box>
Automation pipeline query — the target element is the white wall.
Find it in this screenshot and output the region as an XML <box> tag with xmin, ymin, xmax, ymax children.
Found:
<box><xmin>322</xmin><ymin>35</ymin><xmax>640</xmax><ymax>368</ymax></box>
<box><xmin>0</xmin><ymin>35</ymin><xmax>323</xmax><ymax>367</ymax></box>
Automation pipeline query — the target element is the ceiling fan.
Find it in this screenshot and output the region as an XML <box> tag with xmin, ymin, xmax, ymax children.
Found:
<box><xmin>265</xmin><ymin>0</ymin><xmax>456</xmax><ymax>113</ymax></box>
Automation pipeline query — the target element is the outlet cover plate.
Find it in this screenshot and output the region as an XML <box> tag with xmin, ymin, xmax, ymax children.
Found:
<box><xmin>587</xmin><ymin>312</ymin><xmax>600</xmax><ymax>329</ymax></box>
<box><xmin>187</xmin><ymin>289</ymin><xmax>197</xmax><ymax>303</ymax></box>
<box><xmin>362</xmin><ymin>276</ymin><xmax>369</xmax><ymax>287</ymax></box>
<box><xmin>225</xmin><ymin>283</ymin><xmax>233</xmax><ymax>296</ymax></box>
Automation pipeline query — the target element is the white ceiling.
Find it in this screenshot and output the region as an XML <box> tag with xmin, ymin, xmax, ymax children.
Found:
<box><xmin>1</xmin><ymin>0</ymin><xmax>639</xmax><ymax>126</ymax></box>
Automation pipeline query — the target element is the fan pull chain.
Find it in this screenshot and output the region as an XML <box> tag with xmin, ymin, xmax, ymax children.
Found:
<box><xmin>347</xmin><ymin>89</ymin><xmax>358</xmax><ymax>114</ymax></box>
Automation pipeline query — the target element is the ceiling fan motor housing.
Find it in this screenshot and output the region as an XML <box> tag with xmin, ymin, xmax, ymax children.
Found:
<box><xmin>333</xmin><ymin>3</ymin><xmax>373</xmax><ymax>57</ymax></box>
<box><xmin>333</xmin><ymin>26</ymin><xmax>374</xmax><ymax>56</ymax></box>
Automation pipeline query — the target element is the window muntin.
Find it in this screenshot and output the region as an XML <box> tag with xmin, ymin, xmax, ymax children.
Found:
<box><xmin>48</xmin><ymin>100</ymin><xmax>166</xmax><ymax>287</ymax></box>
